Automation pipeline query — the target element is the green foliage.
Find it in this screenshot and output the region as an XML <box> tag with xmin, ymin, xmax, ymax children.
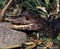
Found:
<box><xmin>24</xmin><ymin>0</ymin><xmax>49</xmax><ymax>17</ymax></box>
<box><xmin>45</xmin><ymin>0</ymin><xmax>50</xmax><ymax>8</ymax></box>
<box><xmin>0</xmin><ymin>0</ymin><xmax>52</xmax><ymax>17</ymax></box>
<box><xmin>53</xmin><ymin>35</ymin><xmax>60</xmax><ymax>46</ymax></box>
<box><xmin>57</xmin><ymin>36</ymin><xmax>60</xmax><ymax>40</ymax></box>
<box><xmin>0</xmin><ymin>0</ymin><xmax>7</xmax><ymax>6</ymax></box>
<box><xmin>53</xmin><ymin>39</ymin><xmax>60</xmax><ymax>46</ymax></box>
<box><xmin>0</xmin><ymin>0</ymin><xmax>7</xmax><ymax>10</ymax></box>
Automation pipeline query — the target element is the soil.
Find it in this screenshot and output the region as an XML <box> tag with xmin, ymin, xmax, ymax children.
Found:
<box><xmin>0</xmin><ymin>22</ymin><xmax>27</xmax><ymax>48</ymax></box>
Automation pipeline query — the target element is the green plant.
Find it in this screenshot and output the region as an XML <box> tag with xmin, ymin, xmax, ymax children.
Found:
<box><xmin>0</xmin><ymin>0</ymin><xmax>7</xmax><ymax>10</ymax></box>
<box><xmin>19</xmin><ymin>0</ymin><xmax>50</xmax><ymax>18</ymax></box>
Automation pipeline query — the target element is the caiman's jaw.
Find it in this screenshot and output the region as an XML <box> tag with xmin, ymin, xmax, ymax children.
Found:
<box><xmin>9</xmin><ymin>23</ymin><xmax>40</xmax><ymax>30</ymax></box>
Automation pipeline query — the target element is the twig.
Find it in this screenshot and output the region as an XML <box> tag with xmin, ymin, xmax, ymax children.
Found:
<box><xmin>0</xmin><ymin>0</ymin><xmax>13</xmax><ymax>21</ymax></box>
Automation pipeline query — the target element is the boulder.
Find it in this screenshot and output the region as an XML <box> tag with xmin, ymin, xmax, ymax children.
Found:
<box><xmin>0</xmin><ymin>22</ymin><xmax>27</xmax><ymax>48</ymax></box>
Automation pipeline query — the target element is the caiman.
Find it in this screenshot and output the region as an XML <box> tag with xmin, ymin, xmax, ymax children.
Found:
<box><xmin>4</xmin><ymin>11</ymin><xmax>60</xmax><ymax>39</ymax></box>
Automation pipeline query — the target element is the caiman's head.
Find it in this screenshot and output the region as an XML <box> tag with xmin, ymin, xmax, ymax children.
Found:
<box><xmin>5</xmin><ymin>11</ymin><xmax>45</xmax><ymax>30</ymax></box>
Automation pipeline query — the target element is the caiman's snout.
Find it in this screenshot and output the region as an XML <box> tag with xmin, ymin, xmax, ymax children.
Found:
<box><xmin>13</xmin><ymin>16</ymin><xmax>36</xmax><ymax>25</ymax></box>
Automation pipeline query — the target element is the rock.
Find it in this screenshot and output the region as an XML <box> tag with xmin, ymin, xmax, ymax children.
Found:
<box><xmin>0</xmin><ymin>22</ymin><xmax>27</xmax><ymax>48</ymax></box>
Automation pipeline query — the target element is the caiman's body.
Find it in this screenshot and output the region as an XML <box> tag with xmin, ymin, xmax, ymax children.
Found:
<box><xmin>5</xmin><ymin>11</ymin><xmax>60</xmax><ymax>38</ymax></box>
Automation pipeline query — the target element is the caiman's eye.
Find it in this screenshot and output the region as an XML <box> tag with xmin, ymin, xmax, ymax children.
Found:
<box><xmin>25</xmin><ymin>16</ymin><xmax>31</xmax><ymax>20</ymax></box>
